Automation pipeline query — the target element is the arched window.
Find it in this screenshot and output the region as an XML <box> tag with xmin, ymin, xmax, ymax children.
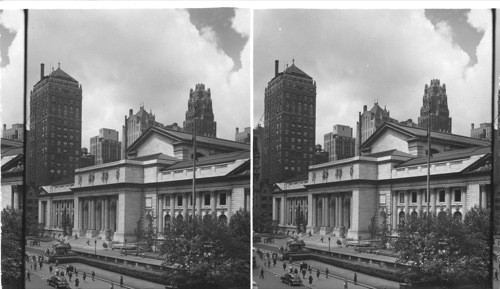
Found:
<box><xmin>176</xmin><ymin>213</ymin><xmax>184</xmax><ymax>221</ymax></box>
<box><xmin>398</xmin><ymin>211</ymin><xmax>405</xmax><ymax>225</ymax></box>
<box><xmin>218</xmin><ymin>214</ymin><xmax>227</xmax><ymax>223</ymax></box>
<box><xmin>411</xmin><ymin>211</ymin><xmax>418</xmax><ymax>219</ymax></box>
<box><xmin>453</xmin><ymin>211</ymin><xmax>462</xmax><ymax>220</ymax></box>
<box><xmin>438</xmin><ymin>211</ymin><xmax>447</xmax><ymax>219</ymax></box>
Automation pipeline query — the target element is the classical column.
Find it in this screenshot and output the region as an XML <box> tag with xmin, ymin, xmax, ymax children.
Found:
<box><xmin>38</xmin><ymin>200</ymin><xmax>43</xmax><ymax>224</ymax></box>
<box><xmin>228</xmin><ymin>190</ymin><xmax>233</xmax><ymax>220</ymax></box>
<box><xmin>79</xmin><ymin>198</ymin><xmax>84</xmax><ymax>230</ymax></box>
<box><xmin>480</xmin><ymin>185</ymin><xmax>487</xmax><ymax>209</ymax></box>
<box><xmin>431</xmin><ymin>189</ymin><xmax>437</xmax><ymax>214</ymax></box>
<box><xmin>417</xmin><ymin>190</ymin><xmax>422</xmax><ymax>214</ymax></box>
<box><xmin>183</xmin><ymin>194</ymin><xmax>188</xmax><ymax>218</ymax></box>
<box><xmin>90</xmin><ymin>198</ymin><xmax>95</xmax><ymax>230</ymax></box>
<box><xmin>391</xmin><ymin>192</ymin><xmax>397</xmax><ymax>230</ymax></box>
<box><xmin>170</xmin><ymin>193</ymin><xmax>175</xmax><ymax>218</ymax></box>
<box><xmin>73</xmin><ymin>197</ymin><xmax>79</xmax><ymax>231</ymax></box>
<box><xmin>404</xmin><ymin>190</ymin><xmax>409</xmax><ymax>216</ymax></box>
<box><xmin>100</xmin><ymin>199</ymin><xmax>105</xmax><ymax>230</ymax></box>
<box><xmin>104</xmin><ymin>197</ymin><xmax>109</xmax><ymax>230</ymax></box>
<box><xmin>196</xmin><ymin>192</ymin><xmax>202</xmax><ymax>217</ymax></box>
<box><xmin>158</xmin><ymin>195</ymin><xmax>163</xmax><ymax>233</ymax></box>
<box><xmin>307</xmin><ymin>194</ymin><xmax>313</xmax><ymax>228</ymax></box>
<box><xmin>211</xmin><ymin>191</ymin><xmax>217</xmax><ymax>216</ymax></box>
<box><xmin>340</xmin><ymin>194</ymin><xmax>345</xmax><ymax>228</ymax></box>
<box><xmin>445</xmin><ymin>187</ymin><xmax>452</xmax><ymax>212</ymax></box>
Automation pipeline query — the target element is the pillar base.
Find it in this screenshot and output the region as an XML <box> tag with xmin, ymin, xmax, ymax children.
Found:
<box><xmin>112</xmin><ymin>232</ymin><xmax>137</xmax><ymax>243</ymax></box>
<box><xmin>319</xmin><ymin>227</ymin><xmax>333</xmax><ymax>235</ymax></box>
<box><xmin>85</xmin><ymin>230</ymin><xmax>98</xmax><ymax>238</ymax></box>
<box><xmin>72</xmin><ymin>229</ymin><xmax>86</xmax><ymax>238</ymax></box>
<box><xmin>99</xmin><ymin>229</ymin><xmax>112</xmax><ymax>240</ymax></box>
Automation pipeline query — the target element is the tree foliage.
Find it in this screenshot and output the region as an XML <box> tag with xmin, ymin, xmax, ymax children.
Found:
<box><xmin>379</xmin><ymin>212</ymin><xmax>391</xmax><ymax>249</ymax></box>
<box><xmin>160</xmin><ymin>209</ymin><xmax>250</xmax><ymax>288</ymax></box>
<box><xmin>393</xmin><ymin>207</ymin><xmax>490</xmax><ymax>286</ymax></box>
<box><xmin>1</xmin><ymin>207</ymin><xmax>23</xmax><ymax>289</ymax></box>
<box><xmin>367</xmin><ymin>212</ymin><xmax>379</xmax><ymax>243</ymax></box>
<box><xmin>61</xmin><ymin>208</ymin><xmax>73</xmax><ymax>236</ymax></box>
<box><xmin>295</xmin><ymin>209</ymin><xmax>307</xmax><ymax>233</ymax></box>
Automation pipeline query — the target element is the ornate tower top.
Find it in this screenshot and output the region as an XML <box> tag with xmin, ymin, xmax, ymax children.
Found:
<box><xmin>184</xmin><ymin>83</ymin><xmax>216</xmax><ymax>137</ymax></box>
<box><xmin>418</xmin><ymin>79</ymin><xmax>452</xmax><ymax>133</ymax></box>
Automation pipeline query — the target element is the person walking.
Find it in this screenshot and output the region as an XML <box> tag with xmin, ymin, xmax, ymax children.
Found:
<box><xmin>344</xmin><ymin>278</ymin><xmax>349</xmax><ymax>289</ymax></box>
<box><xmin>308</xmin><ymin>274</ymin><xmax>313</xmax><ymax>285</ymax></box>
<box><xmin>75</xmin><ymin>268</ymin><xmax>79</xmax><ymax>276</ymax></box>
<box><xmin>68</xmin><ymin>271</ymin><xmax>73</xmax><ymax>281</ymax></box>
<box><xmin>55</xmin><ymin>268</ymin><xmax>59</xmax><ymax>276</ymax></box>
<box><xmin>92</xmin><ymin>270</ymin><xmax>95</xmax><ymax>281</ymax></box>
<box><xmin>83</xmin><ymin>272</ymin><xmax>87</xmax><ymax>282</ymax></box>
<box><xmin>495</xmin><ymin>269</ymin><xmax>499</xmax><ymax>281</ymax></box>
<box><xmin>120</xmin><ymin>275</ymin><xmax>123</xmax><ymax>287</ymax></box>
<box><xmin>354</xmin><ymin>273</ymin><xmax>358</xmax><ymax>284</ymax></box>
<box><xmin>283</xmin><ymin>262</ymin><xmax>287</xmax><ymax>271</ymax></box>
<box><xmin>308</xmin><ymin>264</ymin><xmax>312</xmax><ymax>274</ymax></box>
<box><xmin>316</xmin><ymin>269</ymin><xmax>320</xmax><ymax>279</ymax></box>
<box><xmin>75</xmin><ymin>277</ymin><xmax>80</xmax><ymax>288</ymax></box>
<box><xmin>267</xmin><ymin>258</ymin><xmax>271</xmax><ymax>268</ymax></box>
<box><xmin>260</xmin><ymin>267</ymin><xmax>264</xmax><ymax>279</ymax></box>
<box><xmin>26</xmin><ymin>270</ymin><xmax>31</xmax><ymax>281</ymax></box>
<box><xmin>325</xmin><ymin>267</ymin><xmax>329</xmax><ymax>278</ymax></box>
<box><xmin>33</xmin><ymin>262</ymin><xmax>37</xmax><ymax>271</ymax></box>
<box><xmin>49</xmin><ymin>264</ymin><xmax>53</xmax><ymax>273</ymax></box>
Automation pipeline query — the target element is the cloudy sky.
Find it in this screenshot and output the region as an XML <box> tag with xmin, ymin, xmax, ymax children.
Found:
<box><xmin>254</xmin><ymin>9</ymin><xmax>493</xmax><ymax>144</ymax></box>
<box><xmin>1</xmin><ymin>9</ymin><xmax>249</xmax><ymax>149</ymax></box>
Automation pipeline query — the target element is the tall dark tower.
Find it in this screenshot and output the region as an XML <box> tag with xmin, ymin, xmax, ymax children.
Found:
<box><xmin>417</xmin><ymin>79</ymin><xmax>452</xmax><ymax>133</ymax></box>
<box><xmin>262</xmin><ymin>60</ymin><xmax>316</xmax><ymax>184</ymax></box>
<box><xmin>27</xmin><ymin>63</ymin><xmax>82</xmax><ymax>186</ymax></box>
<box><xmin>183</xmin><ymin>83</ymin><xmax>216</xmax><ymax>137</ymax></box>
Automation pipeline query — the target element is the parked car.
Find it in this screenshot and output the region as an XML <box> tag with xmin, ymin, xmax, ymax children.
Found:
<box><xmin>47</xmin><ymin>275</ymin><xmax>70</xmax><ymax>288</ymax></box>
<box><xmin>280</xmin><ymin>273</ymin><xmax>303</xmax><ymax>286</ymax></box>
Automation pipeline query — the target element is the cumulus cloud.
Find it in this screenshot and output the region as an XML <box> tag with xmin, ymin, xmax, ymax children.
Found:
<box><xmin>26</xmin><ymin>9</ymin><xmax>249</xmax><ymax>148</ymax></box>
<box><xmin>254</xmin><ymin>9</ymin><xmax>491</xmax><ymax>144</ymax></box>
<box><xmin>232</xmin><ymin>9</ymin><xmax>250</xmax><ymax>38</ymax></box>
<box><xmin>0</xmin><ymin>10</ymin><xmax>24</xmax><ymax>126</ymax></box>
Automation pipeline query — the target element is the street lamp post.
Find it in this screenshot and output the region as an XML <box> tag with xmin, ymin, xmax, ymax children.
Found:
<box><xmin>94</xmin><ymin>240</ymin><xmax>97</xmax><ymax>255</ymax></box>
<box><xmin>426</xmin><ymin>96</ymin><xmax>432</xmax><ymax>215</ymax></box>
<box><xmin>192</xmin><ymin>103</ymin><xmax>198</xmax><ymax>220</ymax></box>
<box><xmin>328</xmin><ymin>237</ymin><xmax>331</xmax><ymax>252</ymax></box>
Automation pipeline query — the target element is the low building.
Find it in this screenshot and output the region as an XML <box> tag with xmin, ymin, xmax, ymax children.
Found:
<box><xmin>90</xmin><ymin>128</ymin><xmax>121</xmax><ymax>165</ymax></box>
<box><xmin>272</xmin><ymin>122</ymin><xmax>491</xmax><ymax>240</ymax></box>
<box><xmin>1</xmin><ymin>138</ymin><xmax>24</xmax><ymax>210</ymax></box>
<box><xmin>2</xmin><ymin>123</ymin><xmax>24</xmax><ymax>141</ymax></box>
<box><xmin>235</xmin><ymin>127</ymin><xmax>251</xmax><ymax>144</ymax></box>
<box><xmin>38</xmin><ymin>126</ymin><xmax>250</xmax><ymax>242</ymax></box>
<box><xmin>324</xmin><ymin>124</ymin><xmax>355</xmax><ymax>162</ymax></box>
<box><xmin>471</xmin><ymin>122</ymin><xmax>492</xmax><ymax>141</ymax></box>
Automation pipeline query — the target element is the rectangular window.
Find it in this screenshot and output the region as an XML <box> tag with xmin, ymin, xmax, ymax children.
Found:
<box><xmin>204</xmin><ymin>194</ymin><xmax>210</xmax><ymax>206</ymax></box>
<box><xmin>177</xmin><ymin>196</ymin><xmax>183</xmax><ymax>206</ymax></box>
<box><xmin>399</xmin><ymin>192</ymin><xmax>404</xmax><ymax>203</ymax></box>
<box><xmin>165</xmin><ymin>196</ymin><xmax>170</xmax><ymax>206</ymax></box>
<box><xmin>454</xmin><ymin>189</ymin><xmax>461</xmax><ymax>202</ymax></box>
<box><xmin>220</xmin><ymin>193</ymin><xmax>227</xmax><ymax>205</ymax></box>
<box><xmin>411</xmin><ymin>192</ymin><xmax>417</xmax><ymax>203</ymax></box>
<box><xmin>439</xmin><ymin>190</ymin><xmax>446</xmax><ymax>202</ymax></box>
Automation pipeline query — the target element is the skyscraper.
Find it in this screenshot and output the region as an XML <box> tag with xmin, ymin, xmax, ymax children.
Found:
<box><xmin>90</xmin><ymin>128</ymin><xmax>121</xmax><ymax>165</ymax></box>
<box><xmin>121</xmin><ymin>105</ymin><xmax>163</xmax><ymax>159</ymax></box>
<box><xmin>417</xmin><ymin>79</ymin><xmax>452</xmax><ymax>133</ymax></box>
<box><xmin>183</xmin><ymin>83</ymin><xmax>217</xmax><ymax>137</ymax></box>
<box><xmin>324</xmin><ymin>124</ymin><xmax>355</xmax><ymax>162</ymax></box>
<box><xmin>28</xmin><ymin>63</ymin><xmax>82</xmax><ymax>186</ymax></box>
<box><xmin>355</xmin><ymin>102</ymin><xmax>396</xmax><ymax>156</ymax></box>
<box><xmin>262</xmin><ymin>60</ymin><xmax>316</xmax><ymax>184</ymax></box>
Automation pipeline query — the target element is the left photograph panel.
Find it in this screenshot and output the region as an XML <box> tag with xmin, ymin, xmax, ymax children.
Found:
<box><xmin>23</xmin><ymin>9</ymin><xmax>251</xmax><ymax>289</ymax></box>
<box><xmin>1</xmin><ymin>9</ymin><xmax>25</xmax><ymax>289</ymax></box>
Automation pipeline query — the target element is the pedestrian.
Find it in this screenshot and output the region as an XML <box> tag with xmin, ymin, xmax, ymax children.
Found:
<box><xmin>354</xmin><ymin>273</ymin><xmax>358</xmax><ymax>284</ymax></box>
<box><xmin>75</xmin><ymin>268</ymin><xmax>79</xmax><ymax>276</ymax></box>
<box><xmin>120</xmin><ymin>275</ymin><xmax>123</xmax><ymax>287</ymax></box>
<box><xmin>267</xmin><ymin>258</ymin><xmax>271</xmax><ymax>268</ymax></box>
<box><xmin>55</xmin><ymin>268</ymin><xmax>59</xmax><ymax>275</ymax></box>
<box><xmin>26</xmin><ymin>270</ymin><xmax>31</xmax><ymax>281</ymax></box>
<box><xmin>83</xmin><ymin>272</ymin><xmax>87</xmax><ymax>282</ymax></box>
<box><xmin>33</xmin><ymin>262</ymin><xmax>37</xmax><ymax>271</ymax></box>
<box><xmin>87</xmin><ymin>239</ymin><xmax>90</xmax><ymax>246</ymax></box>
<box><xmin>92</xmin><ymin>270</ymin><xmax>95</xmax><ymax>281</ymax></box>
<box><xmin>75</xmin><ymin>277</ymin><xmax>80</xmax><ymax>288</ymax></box>
<box><xmin>49</xmin><ymin>264</ymin><xmax>53</xmax><ymax>273</ymax></box>
<box><xmin>289</xmin><ymin>257</ymin><xmax>292</xmax><ymax>264</ymax></box>
<box><xmin>495</xmin><ymin>269</ymin><xmax>499</xmax><ymax>281</ymax></box>
<box><xmin>308</xmin><ymin>264</ymin><xmax>312</xmax><ymax>274</ymax></box>
<box><xmin>320</xmin><ymin>236</ymin><xmax>324</xmax><ymax>243</ymax></box>
<box><xmin>55</xmin><ymin>260</ymin><xmax>59</xmax><ymax>267</ymax></box>
<box><xmin>294</xmin><ymin>268</ymin><xmax>298</xmax><ymax>274</ymax></box>
<box><xmin>39</xmin><ymin>260</ymin><xmax>43</xmax><ymax>269</ymax></box>
<box><xmin>325</xmin><ymin>267</ymin><xmax>329</xmax><ymax>278</ymax></box>
<box><xmin>260</xmin><ymin>267</ymin><xmax>264</xmax><ymax>279</ymax></box>
<box><xmin>316</xmin><ymin>269</ymin><xmax>320</xmax><ymax>279</ymax></box>
<box><xmin>273</xmin><ymin>258</ymin><xmax>277</xmax><ymax>267</ymax></box>
<box><xmin>302</xmin><ymin>269</ymin><xmax>306</xmax><ymax>279</ymax></box>
<box><xmin>68</xmin><ymin>271</ymin><xmax>73</xmax><ymax>281</ymax></box>
<box><xmin>283</xmin><ymin>262</ymin><xmax>287</xmax><ymax>271</ymax></box>
<box><xmin>308</xmin><ymin>274</ymin><xmax>313</xmax><ymax>285</ymax></box>
<box><xmin>60</xmin><ymin>270</ymin><xmax>64</xmax><ymax>277</ymax></box>
<box><xmin>344</xmin><ymin>278</ymin><xmax>348</xmax><ymax>289</ymax></box>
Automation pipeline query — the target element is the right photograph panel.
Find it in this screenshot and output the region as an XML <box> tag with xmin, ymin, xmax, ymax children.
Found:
<box><xmin>253</xmin><ymin>9</ymin><xmax>493</xmax><ymax>289</ymax></box>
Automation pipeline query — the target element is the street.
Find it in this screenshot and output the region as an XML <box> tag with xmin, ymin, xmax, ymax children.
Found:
<box><xmin>25</xmin><ymin>261</ymin><xmax>165</xmax><ymax>289</ymax></box>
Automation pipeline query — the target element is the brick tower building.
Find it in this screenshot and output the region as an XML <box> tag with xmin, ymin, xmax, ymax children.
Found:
<box><xmin>418</xmin><ymin>79</ymin><xmax>452</xmax><ymax>133</ymax></box>
<box><xmin>262</xmin><ymin>60</ymin><xmax>316</xmax><ymax>184</ymax></box>
<box><xmin>183</xmin><ymin>83</ymin><xmax>217</xmax><ymax>137</ymax></box>
<box><xmin>27</xmin><ymin>63</ymin><xmax>82</xmax><ymax>186</ymax></box>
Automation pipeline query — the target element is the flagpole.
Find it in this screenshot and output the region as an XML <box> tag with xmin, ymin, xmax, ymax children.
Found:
<box><xmin>192</xmin><ymin>106</ymin><xmax>197</xmax><ymax>220</ymax></box>
<box><xmin>426</xmin><ymin>97</ymin><xmax>431</xmax><ymax>215</ymax></box>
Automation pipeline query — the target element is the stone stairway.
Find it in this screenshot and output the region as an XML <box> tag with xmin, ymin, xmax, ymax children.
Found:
<box><xmin>298</xmin><ymin>232</ymin><xmax>345</xmax><ymax>249</ymax></box>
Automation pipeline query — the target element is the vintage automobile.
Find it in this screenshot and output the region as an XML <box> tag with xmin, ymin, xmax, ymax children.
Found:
<box><xmin>280</xmin><ymin>273</ymin><xmax>303</xmax><ymax>286</ymax></box>
<box><xmin>47</xmin><ymin>275</ymin><xmax>70</xmax><ymax>288</ymax></box>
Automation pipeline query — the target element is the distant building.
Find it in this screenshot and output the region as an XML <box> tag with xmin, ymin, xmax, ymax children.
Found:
<box><xmin>313</xmin><ymin>144</ymin><xmax>329</xmax><ymax>165</ymax></box>
<box><xmin>165</xmin><ymin>122</ymin><xmax>183</xmax><ymax>131</ymax></box>
<box><xmin>183</xmin><ymin>83</ymin><xmax>217</xmax><ymax>137</ymax></box>
<box><xmin>235</xmin><ymin>127</ymin><xmax>251</xmax><ymax>144</ymax></box>
<box><xmin>399</xmin><ymin>119</ymin><xmax>418</xmax><ymax>127</ymax></box>
<box><xmin>2</xmin><ymin>123</ymin><xmax>24</xmax><ymax>141</ymax></box>
<box><xmin>121</xmin><ymin>105</ymin><xmax>164</xmax><ymax>159</ymax></box>
<box><xmin>471</xmin><ymin>123</ymin><xmax>492</xmax><ymax>141</ymax></box>
<box><xmin>262</xmin><ymin>60</ymin><xmax>317</xmax><ymax>184</ymax></box>
<box><xmin>79</xmin><ymin>147</ymin><xmax>95</xmax><ymax>168</ymax></box>
<box><xmin>1</xmin><ymin>138</ymin><xmax>23</xmax><ymax>210</ymax></box>
<box><xmin>90</xmin><ymin>128</ymin><xmax>121</xmax><ymax>165</ymax></box>
<box><xmin>355</xmin><ymin>102</ymin><xmax>396</xmax><ymax>155</ymax></box>
<box><xmin>418</xmin><ymin>79</ymin><xmax>452</xmax><ymax>133</ymax></box>
<box><xmin>324</xmin><ymin>125</ymin><xmax>355</xmax><ymax>162</ymax></box>
<box><xmin>253</xmin><ymin>124</ymin><xmax>273</xmax><ymax>230</ymax></box>
<box><xmin>27</xmin><ymin>63</ymin><xmax>82</xmax><ymax>187</ymax></box>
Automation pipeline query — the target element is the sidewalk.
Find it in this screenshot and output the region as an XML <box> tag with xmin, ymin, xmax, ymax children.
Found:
<box><xmin>255</xmin><ymin>239</ymin><xmax>400</xmax><ymax>289</ymax></box>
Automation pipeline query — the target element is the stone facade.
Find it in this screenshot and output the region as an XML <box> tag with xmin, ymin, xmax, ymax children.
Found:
<box><xmin>183</xmin><ymin>83</ymin><xmax>217</xmax><ymax>137</ymax></box>
<box><xmin>418</xmin><ymin>79</ymin><xmax>452</xmax><ymax>133</ymax></box>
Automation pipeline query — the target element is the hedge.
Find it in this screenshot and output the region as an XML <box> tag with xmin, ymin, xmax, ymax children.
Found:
<box><xmin>284</xmin><ymin>252</ymin><xmax>413</xmax><ymax>283</ymax></box>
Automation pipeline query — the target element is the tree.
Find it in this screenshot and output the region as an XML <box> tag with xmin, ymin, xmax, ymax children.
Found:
<box><xmin>144</xmin><ymin>215</ymin><xmax>157</xmax><ymax>251</ymax></box>
<box><xmin>134</xmin><ymin>217</ymin><xmax>146</xmax><ymax>253</ymax></box>
<box><xmin>160</xmin><ymin>209</ymin><xmax>250</xmax><ymax>288</ymax></box>
<box><xmin>61</xmin><ymin>208</ymin><xmax>73</xmax><ymax>236</ymax></box>
<box><xmin>379</xmin><ymin>212</ymin><xmax>391</xmax><ymax>249</ymax></box>
<box><xmin>393</xmin><ymin>207</ymin><xmax>490</xmax><ymax>287</ymax></box>
<box><xmin>367</xmin><ymin>212</ymin><xmax>379</xmax><ymax>245</ymax></box>
<box><xmin>295</xmin><ymin>209</ymin><xmax>307</xmax><ymax>233</ymax></box>
<box><xmin>1</xmin><ymin>207</ymin><xmax>23</xmax><ymax>289</ymax></box>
